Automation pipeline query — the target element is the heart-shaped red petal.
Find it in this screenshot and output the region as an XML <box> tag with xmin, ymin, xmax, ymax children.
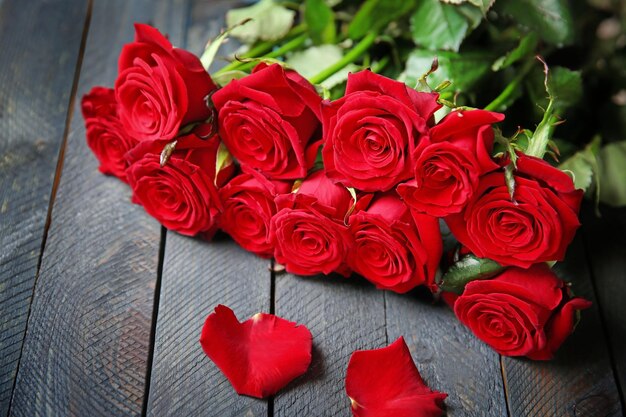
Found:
<box><xmin>200</xmin><ymin>305</ymin><xmax>312</xmax><ymax>398</ymax></box>
<box><xmin>346</xmin><ymin>337</ymin><xmax>447</xmax><ymax>417</ymax></box>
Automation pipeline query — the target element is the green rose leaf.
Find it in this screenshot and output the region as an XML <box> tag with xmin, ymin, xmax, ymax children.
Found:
<box><xmin>439</xmin><ymin>254</ymin><xmax>504</xmax><ymax>294</ymax></box>
<box><xmin>227</xmin><ymin>0</ymin><xmax>296</xmax><ymax>44</ymax></box>
<box><xmin>286</xmin><ymin>45</ymin><xmax>357</xmax><ymax>89</ymax></box>
<box><xmin>411</xmin><ymin>0</ymin><xmax>483</xmax><ymax>52</ymax></box>
<box><xmin>348</xmin><ymin>0</ymin><xmax>417</xmax><ymax>40</ymax></box>
<box><xmin>496</xmin><ymin>0</ymin><xmax>574</xmax><ymax>46</ymax></box>
<box><xmin>559</xmin><ymin>136</ymin><xmax>601</xmax><ymax>194</ymax></box>
<box><xmin>492</xmin><ymin>33</ymin><xmax>539</xmax><ymax>71</ymax></box>
<box><xmin>305</xmin><ymin>0</ymin><xmax>336</xmax><ymax>44</ymax></box>
<box><xmin>440</xmin><ymin>0</ymin><xmax>495</xmax><ymax>14</ymax></box>
<box><xmin>598</xmin><ymin>140</ymin><xmax>626</xmax><ymax>207</ymax></box>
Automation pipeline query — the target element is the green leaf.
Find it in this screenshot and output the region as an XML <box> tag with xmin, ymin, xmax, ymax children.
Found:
<box><xmin>598</xmin><ymin>140</ymin><xmax>626</xmax><ymax>207</ymax></box>
<box><xmin>439</xmin><ymin>254</ymin><xmax>504</xmax><ymax>294</ymax></box>
<box><xmin>401</xmin><ymin>49</ymin><xmax>493</xmax><ymax>93</ymax></box>
<box><xmin>411</xmin><ymin>0</ymin><xmax>482</xmax><ymax>51</ymax></box>
<box><xmin>286</xmin><ymin>45</ymin><xmax>358</xmax><ymax>89</ymax></box>
<box><xmin>496</xmin><ymin>0</ymin><xmax>574</xmax><ymax>45</ymax></box>
<box><xmin>492</xmin><ymin>33</ymin><xmax>539</xmax><ymax>71</ymax></box>
<box><xmin>211</xmin><ymin>70</ymin><xmax>248</xmax><ymax>87</ymax></box>
<box><xmin>227</xmin><ymin>0</ymin><xmax>296</xmax><ymax>44</ymax></box>
<box><xmin>305</xmin><ymin>0</ymin><xmax>336</xmax><ymax>44</ymax></box>
<box><xmin>440</xmin><ymin>0</ymin><xmax>495</xmax><ymax>14</ymax></box>
<box><xmin>348</xmin><ymin>0</ymin><xmax>416</xmax><ymax>40</ymax></box>
<box><xmin>559</xmin><ymin>136</ymin><xmax>601</xmax><ymax>193</ymax></box>
<box><xmin>200</xmin><ymin>19</ymin><xmax>253</xmax><ymax>71</ymax></box>
<box><xmin>215</xmin><ymin>142</ymin><xmax>234</xmax><ymax>184</ymax></box>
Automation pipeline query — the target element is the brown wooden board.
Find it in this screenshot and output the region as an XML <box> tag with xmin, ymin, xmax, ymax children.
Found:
<box><xmin>273</xmin><ymin>274</ymin><xmax>386</xmax><ymax>417</ymax></box>
<box><xmin>0</xmin><ymin>1</ymin><xmax>89</xmax><ymax>415</ymax></box>
<box><xmin>582</xmin><ymin>205</ymin><xmax>626</xmax><ymax>411</ymax></box>
<box><xmin>385</xmin><ymin>289</ymin><xmax>509</xmax><ymax>416</ymax></box>
<box><xmin>144</xmin><ymin>1</ymin><xmax>271</xmax><ymax>416</ymax></box>
<box><xmin>8</xmin><ymin>0</ymin><xmax>188</xmax><ymax>416</ymax></box>
<box><xmin>501</xmin><ymin>236</ymin><xmax>623</xmax><ymax>416</ymax></box>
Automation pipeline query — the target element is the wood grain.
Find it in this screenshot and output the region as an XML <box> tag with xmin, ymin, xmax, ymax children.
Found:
<box><xmin>144</xmin><ymin>2</ymin><xmax>271</xmax><ymax>416</ymax></box>
<box><xmin>501</xmin><ymin>235</ymin><xmax>623</xmax><ymax>416</ymax></box>
<box><xmin>0</xmin><ymin>1</ymin><xmax>89</xmax><ymax>415</ymax></box>
<box><xmin>273</xmin><ymin>274</ymin><xmax>386</xmax><ymax>417</ymax></box>
<box><xmin>9</xmin><ymin>1</ymin><xmax>189</xmax><ymax>416</ymax></box>
<box><xmin>582</xmin><ymin>205</ymin><xmax>626</xmax><ymax>410</ymax></box>
<box><xmin>385</xmin><ymin>289</ymin><xmax>508</xmax><ymax>416</ymax></box>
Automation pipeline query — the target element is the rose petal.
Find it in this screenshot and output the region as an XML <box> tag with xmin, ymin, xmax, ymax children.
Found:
<box><xmin>200</xmin><ymin>305</ymin><xmax>312</xmax><ymax>398</ymax></box>
<box><xmin>346</xmin><ymin>337</ymin><xmax>447</xmax><ymax>417</ymax></box>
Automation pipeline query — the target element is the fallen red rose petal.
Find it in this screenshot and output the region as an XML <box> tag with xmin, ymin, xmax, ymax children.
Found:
<box><xmin>200</xmin><ymin>305</ymin><xmax>312</xmax><ymax>398</ymax></box>
<box><xmin>346</xmin><ymin>337</ymin><xmax>447</xmax><ymax>417</ymax></box>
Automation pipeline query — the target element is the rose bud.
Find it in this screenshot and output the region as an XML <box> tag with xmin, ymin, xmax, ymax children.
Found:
<box><xmin>219</xmin><ymin>168</ymin><xmax>291</xmax><ymax>258</ymax></box>
<box><xmin>125</xmin><ymin>133</ymin><xmax>229</xmax><ymax>237</ymax></box>
<box><xmin>212</xmin><ymin>63</ymin><xmax>322</xmax><ymax>180</ymax></box>
<box><xmin>346</xmin><ymin>337</ymin><xmax>447</xmax><ymax>417</ymax></box>
<box><xmin>452</xmin><ymin>263</ymin><xmax>592</xmax><ymax>360</ymax></box>
<box><xmin>322</xmin><ymin>70</ymin><xmax>441</xmax><ymax>192</ymax></box>
<box><xmin>270</xmin><ymin>170</ymin><xmax>354</xmax><ymax>276</ymax></box>
<box><xmin>397</xmin><ymin>109</ymin><xmax>504</xmax><ymax>217</ymax></box>
<box><xmin>115</xmin><ymin>24</ymin><xmax>217</xmax><ymax>142</ymax></box>
<box><xmin>81</xmin><ymin>87</ymin><xmax>137</xmax><ymax>182</ymax></box>
<box><xmin>347</xmin><ymin>193</ymin><xmax>442</xmax><ymax>293</ymax></box>
<box><xmin>445</xmin><ymin>154</ymin><xmax>583</xmax><ymax>268</ymax></box>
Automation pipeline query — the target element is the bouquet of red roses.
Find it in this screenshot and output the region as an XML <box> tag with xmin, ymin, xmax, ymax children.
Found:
<box><xmin>82</xmin><ymin>3</ymin><xmax>597</xmax><ymax>413</ymax></box>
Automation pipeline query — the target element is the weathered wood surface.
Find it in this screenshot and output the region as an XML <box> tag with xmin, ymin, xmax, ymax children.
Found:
<box><xmin>501</xmin><ymin>236</ymin><xmax>623</xmax><ymax>417</ymax></box>
<box><xmin>0</xmin><ymin>1</ymin><xmax>88</xmax><ymax>415</ymax></box>
<box><xmin>9</xmin><ymin>0</ymin><xmax>188</xmax><ymax>416</ymax></box>
<box><xmin>583</xmin><ymin>205</ymin><xmax>626</xmax><ymax>409</ymax></box>
<box><xmin>274</xmin><ymin>274</ymin><xmax>386</xmax><ymax>417</ymax></box>
<box><xmin>386</xmin><ymin>289</ymin><xmax>508</xmax><ymax>416</ymax></box>
<box><xmin>144</xmin><ymin>2</ymin><xmax>271</xmax><ymax>416</ymax></box>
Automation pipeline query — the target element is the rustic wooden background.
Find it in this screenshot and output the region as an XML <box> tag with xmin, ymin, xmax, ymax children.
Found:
<box><xmin>0</xmin><ymin>0</ymin><xmax>624</xmax><ymax>416</ymax></box>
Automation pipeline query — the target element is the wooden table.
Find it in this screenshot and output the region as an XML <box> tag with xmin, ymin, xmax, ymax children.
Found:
<box><xmin>0</xmin><ymin>1</ymin><xmax>625</xmax><ymax>416</ymax></box>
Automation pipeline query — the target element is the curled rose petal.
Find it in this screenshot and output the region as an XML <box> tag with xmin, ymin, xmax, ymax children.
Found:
<box><xmin>200</xmin><ymin>305</ymin><xmax>312</xmax><ymax>398</ymax></box>
<box><xmin>346</xmin><ymin>337</ymin><xmax>447</xmax><ymax>417</ymax></box>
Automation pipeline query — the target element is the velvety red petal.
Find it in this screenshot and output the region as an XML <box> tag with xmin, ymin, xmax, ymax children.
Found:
<box><xmin>346</xmin><ymin>337</ymin><xmax>447</xmax><ymax>417</ymax></box>
<box><xmin>200</xmin><ymin>305</ymin><xmax>312</xmax><ymax>398</ymax></box>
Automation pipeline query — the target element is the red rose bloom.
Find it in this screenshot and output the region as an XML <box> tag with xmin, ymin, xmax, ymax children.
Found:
<box><xmin>322</xmin><ymin>70</ymin><xmax>440</xmax><ymax>192</ymax></box>
<box><xmin>397</xmin><ymin>109</ymin><xmax>504</xmax><ymax>217</ymax></box>
<box><xmin>453</xmin><ymin>263</ymin><xmax>592</xmax><ymax>359</ymax></box>
<box><xmin>348</xmin><ymin>193</ymin><xmax>442</xmax><ymax>293</ymax></box>
<box><xmin>445</xmin><ymin>154</ymin><xmax>583</xmax><ymax>268</ymax></box>
<box><xmin>219</xmin><ymin>169</ymin><xmax>291</xmax><ymax>258</ymax></box>
<box><xmin>125</xmin><ymin>133</ymin><xmax>227</xmax><ymax>236</ymax></box>
<box><xmin>115</xmin><ymin>24</ymin><xmax>216</xmax><ymax>142</ymax></box>
<box><xmin>270</xmin><ymin>170</ymin><xmax>353</xmax><ymax>276</ymax></box>
<box><xmin>212</xmin><ymin>63</ymin><xmax>322</xmax><ymax>180</ymax></box>
<box><xmin>81</xmin><ymin>87</ymin><xmax>137</xmax><ymax>182</ymax></box>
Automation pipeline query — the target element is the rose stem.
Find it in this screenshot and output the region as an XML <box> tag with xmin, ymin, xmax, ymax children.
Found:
<box><xmin>483</xmin><ymin>58</ymin><xmax>535</xmax><ymax>112</ymax></box>
<box><xmin>370</xmin><ymin>56</ymin><xmax>390</xmax><ymax>74</ymax></box>
<box><xmin>227</xmin><ymin>33</ymin><xmax>308</xmax><ymax>73</ymax></box>
<box><xmin>308</xmin><ymin>32</ymin><xmax>378</xmax><ymax>85</ymax></box>
<box><xmin>214</xmin><ymin>25</ymin><xmax>306</xmax><ymax>75</ymax></box>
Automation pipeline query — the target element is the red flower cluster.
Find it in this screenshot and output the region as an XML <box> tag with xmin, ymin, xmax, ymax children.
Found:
<box><xmin>83</xmin><ymin>23</ymin><xmax>590</xmax><ymax>368</ymax></box>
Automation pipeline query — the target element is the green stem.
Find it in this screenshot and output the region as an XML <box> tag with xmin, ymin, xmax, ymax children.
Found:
<box><xmin>215</xmin><ymin>25</ymin><xmax>306</xmax><ymax>75</ymax></box>
<box><xmin>484</xmin><ymin>58</ymin><xmax>535</xmax><ymax>112</ymax></box>
<box><xmin>370</xmin><ymin>56</ymin><xmax>390</xmax><ymax>74</ymax></box>
<box><xmin>309</xmin><ymin>32</ymin><xmax>378</xmax><ymax>85</ymax></box>
<box><xmin>226</xmin><ymin>33</ymin><xmax>308</xmax><ymax>73</ymax></box>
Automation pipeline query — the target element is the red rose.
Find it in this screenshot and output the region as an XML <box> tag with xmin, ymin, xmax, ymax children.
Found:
<box><xmin>81</xmin><ymin>87</ymin><xmax>137</xmax><ymax>181</ymax></box>
<box><xmin>322</xmin><ymin>70</ymin><xmax>440</xmax><ymax>192</ymax></box>
<box><xmin>453</xmin><ymin>263</ymin><xmax>592</xmax><ymax>359</ymax></box>
<box><xmin>219</xmin><ymin>169</ymin><xmax>291</xmax><ymax>258</ymax></box>
<box><xmin>270</xmin><ymin>170</ymin><xmax>353</xmax><ymax>276</ymax></box>
<box><xmin>125</xmin><ymin>133</ymin><xmax>227</xmax><ymax>236</ymax></box>
<box><xmin>348</xmin><ymin>193</ymin><xmax>442</xmax><ymax>293</ymax></box>
<box><xmin>115</xmin><ymin>24</ymin><xmax>216</xmax><ymax>142</ymax></box>
<box><xmin>445</xmin><ymin>154</ymin><xmax>583</xmax><ymax>268</ymax></box>
<box><xmin>212</xmin><ymin>63</ymin><xmax>322</xmax><ymax>180</ymax></box>
<box><xmin>397</xmin><ymin>109</ymin><xmax>504</xmax><ymax>216</ymax></box>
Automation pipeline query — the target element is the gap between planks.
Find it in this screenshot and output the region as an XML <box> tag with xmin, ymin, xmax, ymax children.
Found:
<box><xmin>6</xmin><ymin>1</ymin><xmax>94</xmax><ymax>414</ymax></box>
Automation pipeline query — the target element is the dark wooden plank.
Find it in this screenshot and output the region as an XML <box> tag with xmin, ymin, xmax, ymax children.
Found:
<box><xmin>9</xmin><ymin>1</ymin><xmax>190</xmax><ymax>416</ymax></box>
<box><xmin>582</xmin><ymin>204</ymin><xmax>626</xmax><ymax>408</ymax></box>
<box><xmin>145</xmin><ymin>236</ymin><xmax>270</xmax><ymax>417</ymax></box>
<box><xmin>274</xmin><ymin>275</ymin><xmax>386</xmax><ymax>417</ymax></box>
<box><xmin>144</xmin><ymin>1</ymin><xmax>270</xmax><ymax>416</ymax></box>
<box><xmin>502</xmin><ymin>235</ymin><xmax>623</xmax><ymax>416</ymax></box>
<box><xmin>385</xmin><ymin>290</ymin><xmax>508</xmax><ymax>416</ymax></box>
<box><xmin>0</xmin><ymin>1</ymin><xmax>89</xmax><ymax>415</ymax></box>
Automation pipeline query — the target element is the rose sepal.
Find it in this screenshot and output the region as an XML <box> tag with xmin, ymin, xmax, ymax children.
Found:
<box><xmin>438</xmin><ymin>253</ymin><xmax>504</xmax><ymax>294</ymax></box>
